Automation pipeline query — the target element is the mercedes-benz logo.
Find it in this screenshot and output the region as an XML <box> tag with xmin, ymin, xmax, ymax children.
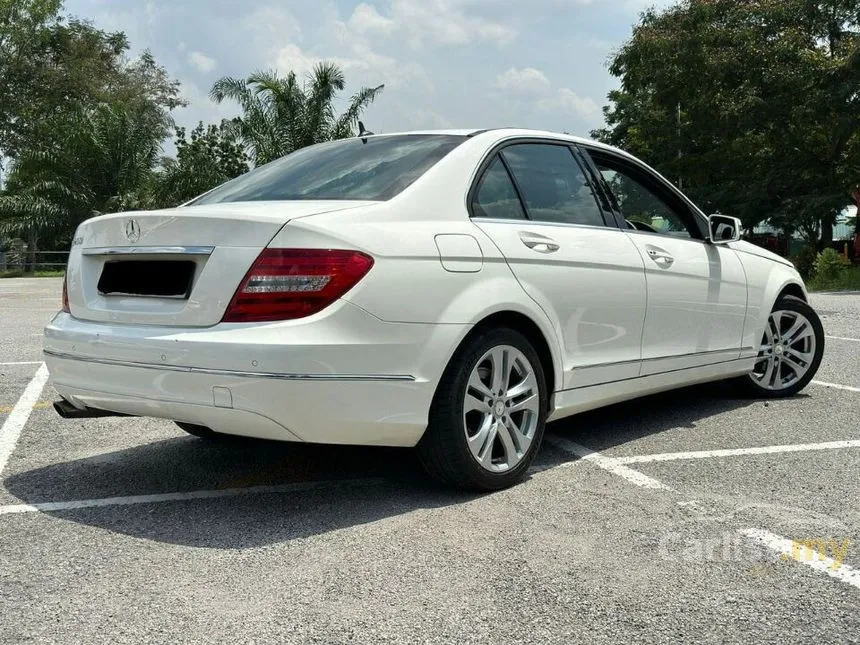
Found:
<box><xmin>125</xmin><ymin>218</ymin><xmax>141</xmax><ymax>243</ymax></box>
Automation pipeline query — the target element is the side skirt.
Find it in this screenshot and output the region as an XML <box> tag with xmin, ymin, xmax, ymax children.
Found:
<box><xmin>548</xmin><ymin>357</ymin><xmax>755</xmax><ymax>422</ymax></box>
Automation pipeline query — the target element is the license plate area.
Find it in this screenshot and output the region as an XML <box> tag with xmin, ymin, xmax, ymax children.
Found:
<box><xmin>97</xmin><ymin>260</ymin><xmax>196</xmax><ymax>299</ymax></box>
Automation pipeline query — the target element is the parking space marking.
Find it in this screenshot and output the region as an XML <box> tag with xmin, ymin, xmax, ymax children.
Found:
<box><xmin>546</xmin><ymin>436</ymin><xmax>674</xmax><ymax>490</ymax></box>
<box><xmin>0</xmin><ymin>361</ymin><xmax>43</xmax><ymax>366</ymax></box>
<box><xmin>0</xmin><ymin>478</ymin><xmax>386</xmax><ymax>516</ymax></box>
<box><xmin>812</xmin><ymin>380</ymin><xmax>860</xmax><ymax>393</ymax></box>
<box><xmin>614</xmin><ymin>439</ymin><xmax>860</xmax><ymax>465</ymax></box>
<box><xmin>0</xmin><ymin>363</ymin><xmax>49</xmax><ymax>477</ymax></box>
<box><xmin>0</xmin><ymin>363</ymin><xmax>48</xmax><ymax>475</ymax></box>
<box><xmin>740</xmin><ymin>529</ymin><xmax>860</xmax><ymax>591</ymax></box>
<box><xmin>826</xmin><ymin>335</ymin><xmax>860</xmax><ymax>343</ymax></box>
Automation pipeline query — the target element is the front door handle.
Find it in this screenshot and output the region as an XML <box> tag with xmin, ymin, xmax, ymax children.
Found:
<box><xmin>519</xmin><ymin>232</ymin><xmax>560</xmax><ymax>254</ymax></box>
<box><xmin>646</xmin><ymin>246</ymin><xmax>674</xmax><ymax>267</ymax></box>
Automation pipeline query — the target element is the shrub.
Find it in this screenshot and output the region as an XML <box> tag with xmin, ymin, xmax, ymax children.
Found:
<box><xmin>809</xmin><ymin>248</ymin><xmax>851</xmax><ymax>289</ymax></box>
<box><xmin>791</xmin><ymin>244</ymin><xmax>819</xmax><ymax>279</ymax></box>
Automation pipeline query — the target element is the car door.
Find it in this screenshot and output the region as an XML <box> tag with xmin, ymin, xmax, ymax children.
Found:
<box><xmin>470</xmin><ymin>140</ymin><xmax>648</xmax><ymax>390</ymax></box>
<box><xmin>582</xmin><ymin>147</ymin><xmax>747</xmax><ymax>376</ymax></box>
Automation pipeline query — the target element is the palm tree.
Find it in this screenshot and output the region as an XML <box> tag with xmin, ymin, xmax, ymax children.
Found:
<box><xmin>210</xmin><ymin>63</ymin><xmax>384</xmax><ymax>165</ymax></box>
<box><xmin>0</xmin><ymin>101</ymin><xmax>167</xmax><ymax>255</ymax></box>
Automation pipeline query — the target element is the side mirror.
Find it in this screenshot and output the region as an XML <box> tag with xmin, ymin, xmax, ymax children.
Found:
<box><xmin>708</xmin><ymin>214</ymin><xmax>742</xmax><ymax>245</ymax></box>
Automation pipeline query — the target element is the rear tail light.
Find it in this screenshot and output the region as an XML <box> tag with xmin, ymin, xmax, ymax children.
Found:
<box><xmin>222</xmin><ymin>248</ymin><xmax>374</xmax><ymax>322</ymax></box>
<box><xmin>61</xmin><ymin>275</ymin><xmax>70</xmax><ymax>313</ymax></box>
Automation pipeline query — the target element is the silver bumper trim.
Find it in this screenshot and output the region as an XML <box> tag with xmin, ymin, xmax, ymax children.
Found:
<box><xmin>43</xmin><ymin>349</ymin><xmax>416</xmax><ymax>382</ymax></box>
<box><xmin>81</xmin><ymin>246</ymin><xmax>215</xmax><ymax>256</ymax></box>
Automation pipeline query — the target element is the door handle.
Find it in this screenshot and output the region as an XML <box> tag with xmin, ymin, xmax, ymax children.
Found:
<box><xmin>519</xmin><ymin>232</ymin><xmax>560</xmax><ymax>254</ymax></box>
<box><xmin>646</xmin><ymin>246</ymin><xmax>674</xmax><ymax>267</ymax></box>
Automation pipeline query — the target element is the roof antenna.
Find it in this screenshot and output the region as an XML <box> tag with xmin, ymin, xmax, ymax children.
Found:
<box><xmin>357</xmin><ymin>121</ymin><xmax>374</xmax><ymax>142</ymax></box>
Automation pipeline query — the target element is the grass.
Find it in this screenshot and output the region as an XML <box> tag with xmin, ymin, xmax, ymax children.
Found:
<box><xmin>0</xmin><ymin>269</ymin><xmax>65</xmax><ymax>278</ymax></box>
<box><xmin>808</xmin><ymin>264</ymin><xmax>860</xmax><ymax>292</ymax></box>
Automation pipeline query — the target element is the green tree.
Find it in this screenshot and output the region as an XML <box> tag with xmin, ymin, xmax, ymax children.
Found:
<box><xmin>1</xmin><ymin>1</ymin><xmax>184</xmax><ymax>162</ymax></box>
<box><xmin>210</xmin><ymin>64</ymin><xmax>384</xmax><ymax>165</ymax></box>
<box><xmin>593</xmin><ymin>0</ymin><xmax>860</xmax><ymax>247</ymax></box>
<box><xmin>0</xmin><ymin>102</ymin><xmax>168</xmax><ymax>256</ymax></box>
<box><xmin>151</xmin><ymin>120</ymin><xmax>248</xmax><ymax>208</ymax></box>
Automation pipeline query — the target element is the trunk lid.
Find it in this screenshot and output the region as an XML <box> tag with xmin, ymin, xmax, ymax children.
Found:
<box><xmin>66</xmin><ymin>201</ymin><xmax>371</xmax><ymax>327</ymax></box>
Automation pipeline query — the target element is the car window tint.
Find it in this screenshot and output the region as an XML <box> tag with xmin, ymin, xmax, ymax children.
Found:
<box><xmin>500</xmin><ymin>144</ymin><xmax>605</xmax><ymax>227</ymax></box>
<box><xmin>597</xmin><ymin>166</ymin><xmax>693</xmax><ymax>239</ymax></box>
<box><xmin>192</xmin><ymin>135</ymin><xmax>466</xmax><ymax>204</ymax></box>
<box><xmin>471</xmin><ymin>156</ymin><xmax>527</xmax><ymax>220</ymax></box>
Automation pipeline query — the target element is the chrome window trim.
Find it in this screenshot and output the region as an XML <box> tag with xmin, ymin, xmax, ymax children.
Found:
<box><xmin>473</xmin><ymin>217</ymin><xmax>625</xmax><ymax>233</ymax></box>
<box><xmin>44</xmin><ymin>350</ymin><xmax>416</xmax><ymax>382</ymax></box>
<box><xmin>82</xmin><ymin>246</ymin><xmax>215</xmax><ymax>256</ymax></box>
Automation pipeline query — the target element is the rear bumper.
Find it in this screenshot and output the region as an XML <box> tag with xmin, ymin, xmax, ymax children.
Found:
<box><xmin>44</xmin><ymin>303</ymin><xmax>470</xmax><ymax>447</ymax></box>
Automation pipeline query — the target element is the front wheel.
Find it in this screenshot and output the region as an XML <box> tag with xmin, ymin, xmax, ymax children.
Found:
<box><xmin>733</xmin><ymin>295</ymin><xmax>824</xmax><ymax>398</ymax></box>
<box><xmin>417</xmin><ymin>328</ymin><xmax>548</xmax><ymax>491</ymax></box>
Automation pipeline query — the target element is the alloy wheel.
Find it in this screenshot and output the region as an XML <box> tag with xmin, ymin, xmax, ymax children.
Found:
<box><xmin>751</xmin><ymin>309</ymin><xmax>817</xmax><ymax>391</ymax></box>
<box><xmin>463</xmin><ymin>345</ymin><xmax>541</xmax><ymax>472</ymax></box>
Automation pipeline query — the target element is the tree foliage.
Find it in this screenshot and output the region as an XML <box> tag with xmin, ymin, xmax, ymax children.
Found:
<box><xmin>593</xmin><ymin>0</ymin><xmax>860</xmax><ymax>245</ymax></box>
<box><xmin>0</xmin><ymin>2</ymin><xmax>388</xmax><ymax>257</ymax></box>
<box><xmin>0</xmin><ymin>102</ymin><xmax>167</xmax><ymax>240</ymax></box>
<box><xmin>0</xmin><ymin>0</ymin><xmax>184</xmax><ymax>161</ymax></box>
<box><xmin>210</xmin><ymin>64</ymin><xmax>384</xmax><ymax>165</ymax></box>
<box><xmin>150</xmin><ymin>120</ymin><xmax>248</xmax><ymax>208</ymax></box>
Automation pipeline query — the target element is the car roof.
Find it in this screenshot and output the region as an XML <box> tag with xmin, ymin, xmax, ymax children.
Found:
<box><xmin>361</xmin><ymin>127</ymin><xmax>628</xmax><ymax>156</ymax></box>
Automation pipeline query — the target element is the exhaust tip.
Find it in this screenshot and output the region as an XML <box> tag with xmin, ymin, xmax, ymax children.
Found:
<box><xmin>52</xmin><ymin>400</ymin><xmax>131</xmax><ymax>419</ymax></box>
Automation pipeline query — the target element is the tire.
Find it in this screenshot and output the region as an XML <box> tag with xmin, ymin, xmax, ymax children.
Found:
<box><xmin>733</xmin><ymin>295</ymin><xmax>824</xmax><ymax>398</ymax></box>
<box><xmin>175</xmin><ymin>421</ymin><xmax>219</xmax><ymax>439</ymax></box>
<box><xmin>417</xmin><ymin>327</ymin><xmax>548</xmax><ymax>491</ymax></box>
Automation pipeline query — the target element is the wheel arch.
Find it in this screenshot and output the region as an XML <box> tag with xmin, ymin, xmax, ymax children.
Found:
<box><xmin>452</xmin><ymin>309</ymin><xmax>560</xmax><ymax>398</ymax></box>
<box><xmin>777</xmin><ymin>281</ymin><xmax>807</xmax><ymax>303</ymax></box>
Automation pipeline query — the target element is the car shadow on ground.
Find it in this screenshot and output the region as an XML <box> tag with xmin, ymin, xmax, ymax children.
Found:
<box><xmin>3</xmin><ymin>383</ymin><xmax>769</xmax><ymax>549</ymax></box>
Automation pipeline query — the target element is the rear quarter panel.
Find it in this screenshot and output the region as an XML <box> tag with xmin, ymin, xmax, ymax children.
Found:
<box><xmin>266</xmin><ymin>205</ymin><xmax>565</xmax><ymax>393</ymax></box>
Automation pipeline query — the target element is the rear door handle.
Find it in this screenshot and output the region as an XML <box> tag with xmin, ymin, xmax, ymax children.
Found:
<box><xmin>519</xmin><ymin>232</ymin><xmax>560</xmax><ymax>254</ymax></box>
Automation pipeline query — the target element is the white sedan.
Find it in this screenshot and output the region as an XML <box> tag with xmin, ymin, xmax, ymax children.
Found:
<box><xmin>45</xmin><ymin>128</ymin><xmax>825</xmax><ymax>490</ymax></box>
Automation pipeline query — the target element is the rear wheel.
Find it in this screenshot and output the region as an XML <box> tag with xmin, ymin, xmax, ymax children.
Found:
<box><xmin>175</xmin><ymin>422</ymin><xmax>219</xmax><ymax>439</ymax></box>
<box><xmin>734</xmin><ymin>295</ymin><xmax>824</xmax><ymax>398</ymax></box>
<box><xmin>417</xmin><ymin>328</ymin><xmax>548</xmax><ymax>491</ymax></box>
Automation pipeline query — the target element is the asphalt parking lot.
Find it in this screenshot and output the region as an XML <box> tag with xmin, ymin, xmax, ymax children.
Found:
<box><xmin>1</xmin><ymin>277</ymin><xmax>858</xmax><ymax>644</ymax></box>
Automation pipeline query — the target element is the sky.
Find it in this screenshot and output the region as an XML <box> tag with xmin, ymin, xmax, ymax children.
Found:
<box><xmin>64</xmin><ymin>0</ymin><xmax>675</xmax><ymax>143</ymax></box>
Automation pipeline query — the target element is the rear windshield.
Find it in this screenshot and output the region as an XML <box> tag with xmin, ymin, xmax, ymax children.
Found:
<box><xmin>191</xmin><ymin>134</ymin><xmax>467</xmax><ymax>204</ymax></box>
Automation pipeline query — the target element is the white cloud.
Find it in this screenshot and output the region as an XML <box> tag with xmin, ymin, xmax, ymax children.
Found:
<box><xmin>346</xmin><ymin>0</ymin><xmax>516</xmax><ymax>47</ymax></box>
<box><xmin>241</xmin><ymin>5</ymin><xmax>302</xmax><ymax>42</ymax></box>
<box><xmin>539</xmin><ymin>88</ymin><xmax>601</xmax><ymax>121</ymax></box>
<box><xmin>349</xmin><ymin>3</ymin><xmax>395</xmax><ymax>34</ymax></box>
<box><xmin>274</xmin><ymin>41</ymin><xmax>428</xmax><ymax>90</ymax></box>
<box><xmin>187</xmin><ymin>51</ymin><xmax>216</xmax><ymax>73</ymax></box>
<box><xmin>496</xmin><ymin>67</ymin><xmax>551</xmax><ymax>93</ymax></box>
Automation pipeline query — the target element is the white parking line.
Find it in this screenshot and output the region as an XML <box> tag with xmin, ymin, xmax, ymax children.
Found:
<box><xmin>0</xmin><ymin>364</ymin><xmax>49</xmax><ymax>477</ymax></box>
<box><xmin>740</xmin><ymin>528</ymin><xmax>860</xmax><ymax>590</ymax></box>
<box><xmin>0</xmin><ymin>477</ymin><xmax>386</xmax><ymax>516</ymax></box>
<box><xmin>0</xmin><ymin>361</ymin><xmax>43</xmax><ymax>366</ymax></box>
<box><xmin>614</xmin><ymin>439</ymin><xmax>860</xmax><ymax>465</ymax></box>
<box><xmin>826</xmin><ymin>335</ymin><xmax>860</xmax><ymax>343</ymax></box>
<box><xmin>812</xmin><ymin>380</ymin><xmax>860</xmax><ymax>393</ymax></box>
<box><xmin>545</xmin><ymin>436</ymin><xmax>674</xmax><ymax>490</ymax></box>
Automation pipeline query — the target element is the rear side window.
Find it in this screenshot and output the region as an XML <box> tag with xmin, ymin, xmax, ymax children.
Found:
<box><xmin>471</xmin><ymin>157</ymin><xmax>527</xmax><ymax>220</ymax></box>
<box><xmin>501</xmin><ymin>144</ymin><xmax>606</xmax><ymax>227</ymax></box>
<box><xmin>192</xmin><ymin>134</ymin><xmax>467</xmax><ymax>204</ymax></box>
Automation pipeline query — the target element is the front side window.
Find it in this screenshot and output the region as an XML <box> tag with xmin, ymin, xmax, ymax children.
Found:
<box><xmin>192</xmin><ymin>134</ymin><xmax>467</xmax><ymax>204</ymax></box>
<box><xmin>593</xmin><ymin>158</ymin><xmax>696</xmax><ymax>239</ymax></box>
<box><xmin>471</xmin><ymin>156</ymin><xmax>526</xmax><ymax>220</ymax></box>
<box><xmin>500</xmin><ymin>144</ymin><xmax>606</xmax><ymax>227</ymax></box>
